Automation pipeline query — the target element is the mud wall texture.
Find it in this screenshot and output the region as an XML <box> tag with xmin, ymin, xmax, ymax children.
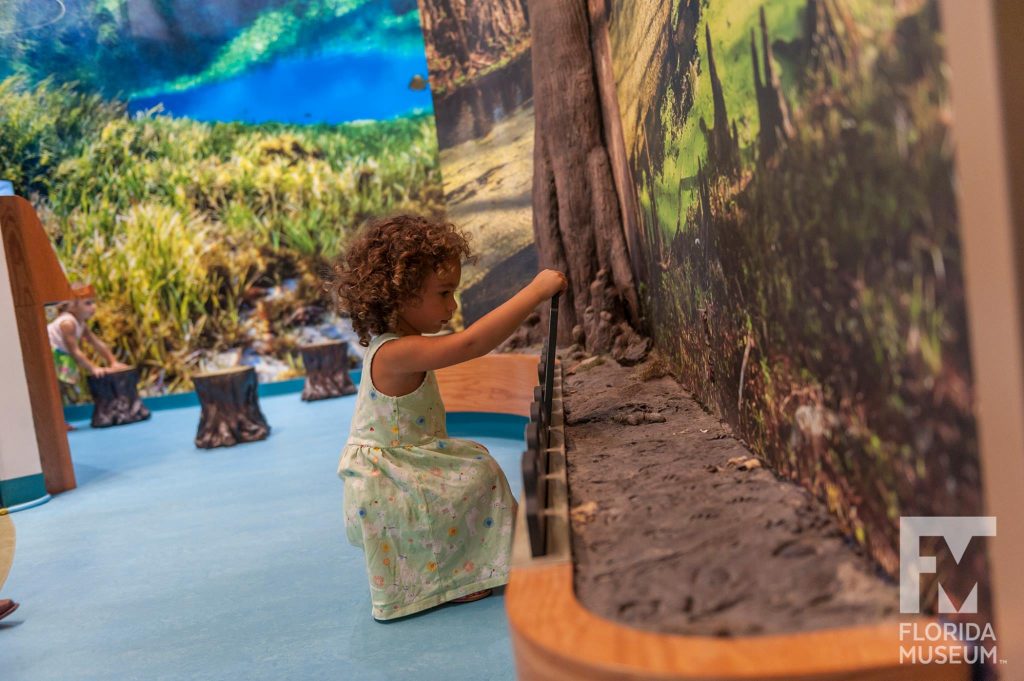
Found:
<box><xmin>607</xmin><ymin>0</ymin><xmax>990</xmax><ymax>622</ymax></box>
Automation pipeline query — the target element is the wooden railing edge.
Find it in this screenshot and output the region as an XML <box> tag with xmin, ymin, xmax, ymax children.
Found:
<box><xmin>504</xmin><ymin>350</ymin><xmax>968</xmax><ymax>681</ymax></box>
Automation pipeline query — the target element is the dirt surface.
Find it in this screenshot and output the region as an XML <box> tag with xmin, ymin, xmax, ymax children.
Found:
<box><xmin>562</xmin><ymin>351</ymin><xmax>901</xmax><ymax>636</ymax></box>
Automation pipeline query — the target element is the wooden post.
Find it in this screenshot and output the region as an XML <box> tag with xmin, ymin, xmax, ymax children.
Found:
<box><xmin>586</xmin><ymin>0</ymin><xmax>646</xmax><ymax>284</ymax></box>
<box><xmin>528</xmin><ymin>0</ymin><xmax>642</xmax><ymax>350</ymax></box>
<box><xmin>0</xmin><ymin>197</ymin><xmax>75</xmax><ymax>495</ymax></box>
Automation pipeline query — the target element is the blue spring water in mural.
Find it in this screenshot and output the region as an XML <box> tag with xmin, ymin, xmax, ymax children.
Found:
<box><xmin>129</xmin><ymin>48</ymin><xmax>433</xmax><ymax>125</ymax></box>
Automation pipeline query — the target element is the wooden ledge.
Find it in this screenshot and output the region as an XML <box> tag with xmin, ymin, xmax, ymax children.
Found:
<box><xmin>505</xmin><ymin>358</ymin><xmax>968</xmax><ymax>681</ymax></box>
<box><xmin>506</xmin><ymin>561</ymin><xmax>967</xmax><ymax>681</ymax></box>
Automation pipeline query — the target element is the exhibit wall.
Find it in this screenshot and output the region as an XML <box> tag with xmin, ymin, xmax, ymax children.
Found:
<box><xmin>0</xmin><ymin>0</ymin><xmax>442</xmax><ymax>396</ymax></box>
<box><xmin>607</xmin><ymin>0</ymin><xmax>990</xmax><ymax>620</ymax></box>
<box><xmin>415</xmin><ymin>0</ymin><xmax>536</xmax><ymax>326</ymax></box>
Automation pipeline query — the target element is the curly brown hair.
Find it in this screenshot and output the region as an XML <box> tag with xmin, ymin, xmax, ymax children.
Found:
<box><xmin>328</xmin><ymin>214</ymin><xmax>473</xmax><ymax>346</ymax></box>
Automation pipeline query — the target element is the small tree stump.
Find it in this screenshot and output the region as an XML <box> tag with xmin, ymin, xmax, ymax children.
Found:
<box><xmin>299</xmin><ymin>341</ymin><xmax>356</xmax><ymax>401</ymax></box>
<box><xmin>192</xmin><ymin>367</ymin><xmax>270</xmax><ymax>449</ymax></box>
<box><xmin>86</xmin><ymin>368</ymin><xmax>151</xmax><ymax>428</ymax></box>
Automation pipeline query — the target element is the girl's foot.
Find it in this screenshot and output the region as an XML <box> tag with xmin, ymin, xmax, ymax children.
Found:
<box><xmin>451</xmin><ymin>588</ymin><xmax>492</xmax><ymax>603</ymax></box>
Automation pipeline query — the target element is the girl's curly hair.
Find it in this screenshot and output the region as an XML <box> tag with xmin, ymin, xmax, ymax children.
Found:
<box><xmin>328</xmin><ymin>214</ymin><xmax>473</xmax><ymax>346</ymax></box>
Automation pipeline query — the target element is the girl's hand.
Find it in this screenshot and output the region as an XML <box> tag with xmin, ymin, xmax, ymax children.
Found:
<box><xmin>531</xmin><ymin>269</ymin><xmax>567</xmax><ymax>299</ymax></box>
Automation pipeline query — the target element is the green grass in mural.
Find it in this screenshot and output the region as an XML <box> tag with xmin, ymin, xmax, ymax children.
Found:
<box><xmin>0</xmin><ymin>76</ymin><xmax>443</xmax><ymax>394</ymax></box>
<box><xmin>628</xmin><ymin>0</ymin><xmax>979</xmax><ymax>580</ymax></box>
<box><xmin>642</xmin><ymin>0</ymin><xmax>804</xmax><ymax>229</ymax></box>
<box><xmin>642</xmin><ymin>0</ymin><xmax>897</xmax><ymax>232</ymax></box>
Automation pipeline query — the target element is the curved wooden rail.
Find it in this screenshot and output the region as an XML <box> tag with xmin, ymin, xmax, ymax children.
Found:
<box><xmin>507</xmin><ymin>561</ymin><xmax>966</xmax><ymax>680</ymax></box>
<box><xmin>432</xmin><ymin>352</ymin><xmax>962</xmax><ymax>679</ymax></box>
<box><xmin>504</xmin><ymin>357</ymin><xmax>968</xmax><ymax>681</ymax></box>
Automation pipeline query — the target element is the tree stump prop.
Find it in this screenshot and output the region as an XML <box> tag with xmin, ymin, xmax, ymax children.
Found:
<box><xmin>298</xmin><ymin>341</ymin><xmax>356</xmax><ymax>401</ymax></box>
<box><xmin>86</xmin><ymin>367</ymin><xmax>150</xmax><ymax>428</ymax></box>
<box><xmin>192</xmin><ymin>367</ymin><xmax>270</xmax><ymax>449</ymax></box>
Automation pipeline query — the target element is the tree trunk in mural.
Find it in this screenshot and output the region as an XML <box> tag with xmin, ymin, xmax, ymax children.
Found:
<box><xmin>752</xmin><ymin>7</ymin><xmax>794</xmax><ymax>163</ymax></box>
<box><xmin>417</xmin><ymin>0</ymin><xmax>529</xmax><ymax>93</ymax></box>
<box><xmin>803</xmin><ymin>0</ymin><xmax>861</xmax><ymax>85</ymax></box>
<box><xmin>701</xmin><ymin>24</ymin><xmax>741</xmax><ymax>179</ymax></box>
<box><xmin>586</xmin><ymin>0</ymin><xmax>647</xmax><ymax>288</ymax></box>
<box><xmin>528</xmin><ymin>0</ymin><xmax>648</xmax><ymax>363</ymax></box>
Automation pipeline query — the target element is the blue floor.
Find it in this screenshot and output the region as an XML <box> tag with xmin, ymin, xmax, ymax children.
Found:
<box><xmin>0</xmin><ymin>393</ymin><xmax>521</xmax><ymax>681</ymax></box>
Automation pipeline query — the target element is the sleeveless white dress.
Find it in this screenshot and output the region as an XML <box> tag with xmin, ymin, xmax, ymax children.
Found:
<box><xmin>338</xmin><ymin>333</ymin><xmax>517</xmax><ymax>620</ymax></box>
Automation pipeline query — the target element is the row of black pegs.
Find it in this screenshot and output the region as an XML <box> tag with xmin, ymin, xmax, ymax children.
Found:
<box><xmin>522</xmin><ymin>293</ymin><xmax>559</xmax><ymax>558</ymax></box>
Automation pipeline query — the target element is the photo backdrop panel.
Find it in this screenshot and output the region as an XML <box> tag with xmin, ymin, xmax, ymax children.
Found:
<box><xmin>608</xmin><ymin>0</ymin><xmax>990</xmax><ymax>622</ymax></box>
<box><xmin>0</xmin><ymin>0</ymin><xmax>443</xmax><ymax>395</ymax></box>
<box><xmin>416</xmin><ymin>0</ymin><xmax>536</xmax><ymax>326</ymax></box>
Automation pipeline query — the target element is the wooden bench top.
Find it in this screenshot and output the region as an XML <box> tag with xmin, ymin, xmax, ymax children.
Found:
<box><xmin>193</xmin><ymin>366</ymin><xmax>256</xmax><ymax>379</ymax></box>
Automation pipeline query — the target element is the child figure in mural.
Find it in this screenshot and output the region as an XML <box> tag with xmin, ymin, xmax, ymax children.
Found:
<box><xmin>47</xmin><ymin>283</ymin><xmax>129</xmax><ymax>409</ymax></box>
<box><xmin>330</xmin><ymin>214</ymin><xmax>566</xmax><ymax>620</ymax></box>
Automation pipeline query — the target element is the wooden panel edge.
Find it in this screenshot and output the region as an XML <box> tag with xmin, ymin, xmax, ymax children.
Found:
<box><xmin>940</xmin><ymin>0</ymin><xmax>1024</xmax><ymax>670</ymax></box>
<box><xmin>14</xmin><ymin>307</ymin><xmax>76</xmax><ymax>494</ymax></box>
<box><xmin>0</xmin><ymin>196</ymin><xmax>72</xmax><ymax>304</ymax></box>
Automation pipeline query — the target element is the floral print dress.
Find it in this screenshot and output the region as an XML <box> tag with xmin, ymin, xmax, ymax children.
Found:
<box><xmin>338</xmin><ymin>332</ymin><xmax>517</xmax><ymax>620</ymax></box>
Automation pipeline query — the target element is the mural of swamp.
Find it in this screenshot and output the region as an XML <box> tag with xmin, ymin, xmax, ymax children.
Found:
<box><xmin>0</xmin><ymin>0</ymin><xmax>443</xmax><ymax>396</ymax></box>
<box><xmin>608</xmin><ymin>0</ymin><xmax>991</xmax><ymax>622</ymax></box>
<box><xmin>415</xmin><ymin>0</ymin><xmax>537</xmax><ymax>328</ymax></box>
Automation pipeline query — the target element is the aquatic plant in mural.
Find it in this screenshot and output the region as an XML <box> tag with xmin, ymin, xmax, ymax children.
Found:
<box><xmin>0</xmin><ymin>0</ymin><xmax>443</xmax><ymax>395</ymax></box>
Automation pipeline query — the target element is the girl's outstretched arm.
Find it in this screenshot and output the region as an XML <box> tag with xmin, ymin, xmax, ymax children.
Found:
<box><xmin>59</xmin><ymin>320</ymin><xmax>101</xmax><ymax>376</ymax></box>
<box><xmin>83</xmin><ymin>327</ymin><xmax>129</xmax><ymax>373</ymax></box>
<box><xmin>378</xmin><ymin>270</ymin><xmax>566</xmax><ymax>374</ymax></box>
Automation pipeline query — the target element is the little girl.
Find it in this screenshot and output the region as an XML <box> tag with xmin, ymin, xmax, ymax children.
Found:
<box><xmin>47</xmin><ymin>283</ymin><xmax>129</xmax><ymax>405</ymax></box>
<box><xmin>330</xmin><ymin>214</ymin><xmax>565</xmax><ymax>621</ymax></box>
